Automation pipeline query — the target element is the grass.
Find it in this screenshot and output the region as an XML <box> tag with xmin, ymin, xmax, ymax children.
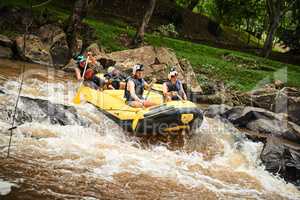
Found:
<box><xmin>1</xmin><ymin>0</ymin><xmax>300</xmax><ymax>92</ymax></box>
<box><xmin>145</xmin><ymin>35</ymin><xmax>300</xmax><ymax>91</ymax></box>
<box><xmin>84</xmin><ymin>18</ymin><xmax>135</xmax><ymax>52</ymax></box>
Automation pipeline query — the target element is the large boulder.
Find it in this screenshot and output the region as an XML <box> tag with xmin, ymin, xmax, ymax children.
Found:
<box><xmin>38</xmin><ymin>24</ymin><xmax>69</xmax><ymax>67</ymax></box>
<box><xmin>0</xmin><ymin>34</ymin><xmax>13</xmax><ymax>47</ymax></box>
<box><xmin>84</xmin><ymin>43</ymin><xmax>113</xmax><ymax>68</ymax></box>
<box><xmin>274</xmin><ymin>87</ymin><xmax>300</xmax><ymax>125</ymax></box>
<box><xmin>108</xmin><ymin>46</ymin><xmax>183</xmax><ymax>80</ymax></box>
<box><xmin>101</xmin><ymin>46</ymin><xmax>203</xmax><ymax>99</ymax></box>
<box><xmin>62</xmin><ymin>59</ymin><xmax>78</xmax><ymax>73</ymax></box>
<box><xmin>0</xmin><ymin>46</ymin><xmax>13</xmax><ymax>59</ymax></box>
<box><xmin>205</xmin><ymin>104</ymin><xmax>232</xmax><ymax>118</ymax></box>
<box><xmin>205</xmin><ymin>105</ymin><xmax>300</xmax><ymax>143</ymax></box>
<box><xmin>245</xmin><ymin>86</ymin><xmax>300</xmax><ymax>126</ymax></box>
<box><xmin>0</xmin><ymin>34</ymin><xmax>13</xmax><ymax>59</ymax></box>
<box><xmin>261</xmin><ymin>136</ymin><xmax>300</xmax><ymax>185</ymax></box>
<box><xmin>0</xmin><ymin>94</ymin><xmax>88</xmax><ymax>126</ymax></box>
<box><xmin>179</xmin><ymin>59</ymin><xmax>203</xmax><ymax>100</ymax></box>
<box><xmin>15</xmin><ymin>34</ymin><xmax>53</xmax><ymax>66</ymax></box>
<box><xmin>84</xmin><ymin>43</ymin><xmax>103</xmax><ymax>57</ymax></box>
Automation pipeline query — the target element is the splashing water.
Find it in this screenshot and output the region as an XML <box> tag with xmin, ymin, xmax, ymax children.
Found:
<box><xmin>0</xmin><ymin>65</ymin><xmax>299</xmax><ymax>199</ymax></box>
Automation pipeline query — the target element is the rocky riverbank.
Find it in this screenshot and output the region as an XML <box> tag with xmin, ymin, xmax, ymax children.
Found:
<box><xmin>1</xmin><ymin>5</ymin><xmax>300</xmax><ymax>190</ymax></box>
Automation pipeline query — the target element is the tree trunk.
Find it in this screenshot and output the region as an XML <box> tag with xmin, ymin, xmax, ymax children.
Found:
<box><xmin>260</xmin><ymin>0</ymin><xmax>296</xmax><ymax>57</ymax></box>
<box><xmin>187</xmin><ymin>0</ymin><xmax>199</xmax><ymax>11</ymax></box>
<box><xmin>132</xmin><ymin>0</ymin><xmax>156</xmax><ymax>47</ymax></box>
<box><xmin>246</xmin><ymin>18</ymin><xmax>250</xmax><ymax>45</ymax></box>
<box><xmin>66</xmin><ymin>0</ymin><xmax>88</xmax><ymax>58</ymax></box>
<box><xmin>261</xmin><ymin>14</ymin><xmax>281</xmax><ymax>57</ymax></box>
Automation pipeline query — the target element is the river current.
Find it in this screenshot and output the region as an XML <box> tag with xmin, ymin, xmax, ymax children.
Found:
<box><xmin>0</xmin><ymin>59</ymin><xmax>299</xmax><ymax>199</ymax></box>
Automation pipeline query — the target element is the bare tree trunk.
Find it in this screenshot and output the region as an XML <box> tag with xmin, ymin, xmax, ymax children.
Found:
<box><xmin>246</xmin><ymin>18</ymin><xmax>251</xmax><ymax>45</ymax></box>
<box><xmin>66</xmin><ymin>0</ymin><xmax>88</xmax><ymax>57</ymax></box>
<box><xmin>132</xmin><ymin>0</ymin><xmax>156</xmax><ymax>47</ymax></box>
<box><xmin>261</xmin><ymin>0</ymin><xmax>296</xmax><ymax>57</ymax></box>
<box><xmin>187</xmin><ymin>0</ymin><xmax>199</xmax><ymax>11</ymax></box>
<box><xmin>262</xmin><ymin>13</ymin><xmax>281</xmax><ymax>57</ymax></box>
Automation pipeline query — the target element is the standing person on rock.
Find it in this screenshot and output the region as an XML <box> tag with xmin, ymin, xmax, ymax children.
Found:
<box><xmin>124</xmin><ymin>64</ymin><xmax>157</xmax><ymax>108</ymax></box>
<box><xmin>74</xmin><ymin>51</ymin><xmax>104</xmax><ymax>89</ymax></box>
<box><xmin>163</xmin><ymin>69</ymin><xmax>187</xmax><ymax>102</ymax></box>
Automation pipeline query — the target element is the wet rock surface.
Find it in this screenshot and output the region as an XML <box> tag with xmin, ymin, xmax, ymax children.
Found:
<box><xmin>206</xmin><ymin>105</ymin><xmax>300</xmax><ymax>142</ymax></box>
<box><xmin>0</xmin><ymin>46</ymin><xmax>13</xmax><ymax>59</ymax></box>
<box><xmin>0</xmin><ymin>35</ymin><xmax>13</xmax><ymax>48</ymax></box>
<box><xmin>0</xmin><ymin>94</ymin><xmax>90</xmax><ymax>127</ymax></box>
<box><xmin>0</xmin><ymin>35</ymin><xmax>13</xmax><ymax>59</ymax></box>
<box><xmin>261</xmin><ymin>136</ymin><xmax>300</xmax><ymax>186</ymax></box>
<box><xmin>206</xmin><ymin>104</ymin><xmax>300</xmax><ymax>186</ymax></box>
<box><xmin>244</xmin><ymin>86</ymin><xmax>300</xmax><ymax>126</ymax></box>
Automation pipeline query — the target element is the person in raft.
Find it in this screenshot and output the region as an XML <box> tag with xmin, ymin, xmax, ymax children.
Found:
<box><xmin>104</xmin><ymin>66</ymin><xmax>127</xmax><ymax>90</ymax></box>
<box><xmin>74</xmin><ymin>51</ymin><xmax>105</xmax><ymax>89</ymax></box>
<box><xmin>124</xmin><ymin>64</ymin><xmax>157</xmax><ymax>108</ymax></box>
<box><xmin>162</xmin><ymin>69</ymin><xmax>187</xmax><ymax>102</ymax></box>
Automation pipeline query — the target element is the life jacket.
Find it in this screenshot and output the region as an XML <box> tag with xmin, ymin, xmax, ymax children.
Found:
<box><xmin>84</xmin><ymin>68</ymin><xmax>95</xmax><ymax>80</ymax></box>
<box><xmin>105</xmin><ymin>72</ymin><xmax>125</xmax><ymax>89</ymax></box>
<box><xmin>165</xmin><ymin>80</ymin><xmax>182</xmax><ymax>100</ymax></box>
<box><xmin>124</xmin><ymin>76</ymin><xmax>145</xmax><ymax>101</ymax></box>
<box><xmin>76</xmin><ymin>56</ymin><xmax>94</xmax><ymax>80</ymax></box>
<box><xmin>166</xmin><ymin>80</ymin><xmax>181</xmax><ymax>92</ymax></box>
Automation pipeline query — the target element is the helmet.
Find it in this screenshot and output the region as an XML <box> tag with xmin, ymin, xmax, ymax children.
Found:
<box><xmin>132</xmin><ymin>64</ymin><xmax>144</xmax><ymax>74</ymax></box>
<box><xmin>107</xmin><ymin>66</ymin><xmax>115</xmax><ymax>74</ymax></box>
<box><xmin>168</xmin><ymin>70</ymin><xmax>178</xmax><ymax>80</ymax></box>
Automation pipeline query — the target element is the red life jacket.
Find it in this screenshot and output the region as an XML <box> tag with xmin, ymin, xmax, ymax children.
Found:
<box><xmin>78</xmin><ymin>60</ymin><xmax>94</xmax><ymax>80</ymax></box>
<box><xmin>84</xmin><ymin>68</ymin><xmax>94</xmax><ymax>80</ymax></box>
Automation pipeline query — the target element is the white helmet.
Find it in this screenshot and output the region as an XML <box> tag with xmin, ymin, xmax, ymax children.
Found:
<box><xmin>132</xmin><ymin>64</ymin><xmax>144</xmax><ymax>74</ymax></box>
<box><xmin>107</xmin><ymin>66</ymin><xmax>115</xmax><ymax>74</ymax></box>
<box><xmin>168</xmin><ymin>70</ymin><xmax>178</xmax><ymax>80</ymax></box>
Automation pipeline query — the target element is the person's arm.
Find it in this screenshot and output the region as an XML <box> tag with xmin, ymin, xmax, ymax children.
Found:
<box><xmin>163</xmin><ymin>82</ymin><xmax>176</xmax><ymax>97</ymax></box>
<box><xmin>75</xmin><ymin>67</ymin><xmax>82</xmax><ymax>80</ymax></box>
<box><xmin>144</xmin><ymin>78</ymin><xmax>156</xmax><ymax>90</ymax></box>
<box><xmin>162</xmin><ymin>82</ymin><xmax>169</xmax><ymax>97</ymax></box>
<box><xmin>128</xmin><ymin>80</ymin><xmax>143</xmax><ymax>102</ymax></box>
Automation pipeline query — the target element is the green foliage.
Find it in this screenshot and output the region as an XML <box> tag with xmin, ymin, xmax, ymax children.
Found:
<box><xmin>277</xmin><ymin>1</ymin><xmax>300</xmax><ymax>53</ymax></box>
<box><xmin>145</xmin><ymin>34</ymin><xmax>300</xmax><ymax>91</ymax></box>
<box><xmin>1</xmin><ymin>0</ymin><xmax>300</xmax><ymax>92</ymax></box>
<box><xmin>154</xmin><ymin>23</ymin><xmax>179</xmax><ymax>37</ymax></box>
<box><xmin>84</xmin><ymin>18</ymin><xmax>135</xmax><ymax>52</ymax></box>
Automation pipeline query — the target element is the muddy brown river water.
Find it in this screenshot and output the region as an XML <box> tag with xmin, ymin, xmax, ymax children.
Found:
<box><xmin>0</xmin><ymin>59</ymin><xmax>299</xmax><ymax>199</ymax></box>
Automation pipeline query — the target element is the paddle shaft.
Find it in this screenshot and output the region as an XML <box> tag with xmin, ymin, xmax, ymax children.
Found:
<box><xmin>145</xmin><ymin>79</ymin><xmax>156</xmax><ymax>100</ymax></box>
<box><xmin>79</xmin><ymin>56</ymin><xmax>90</xmax><ymax>88</ymax></box>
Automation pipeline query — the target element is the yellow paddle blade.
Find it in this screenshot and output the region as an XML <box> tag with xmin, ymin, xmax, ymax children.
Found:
<box><xmin>131</xmin><ymin>110</ymin><xmax>144</xmax><ymax>131</ymax></box>
<box><xmin>73</xmin><ymin>86</ymin><xmax>84</xmax><ymax>104</ymax></box>
<box><xmin>73</xmin><ymin>92</ymin><xmax>81</xmax><ymax>104</ymax></box>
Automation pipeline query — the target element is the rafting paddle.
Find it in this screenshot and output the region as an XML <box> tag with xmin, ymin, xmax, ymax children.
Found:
<box><xmin>145</xmin><ymin>78</ymin><xmax>157</xmax><ymax>100</ymax></box>
<box><xmin>73</xmin><ymin>56</ymin><xmax>89</xmax><ymax>104</ymax></box>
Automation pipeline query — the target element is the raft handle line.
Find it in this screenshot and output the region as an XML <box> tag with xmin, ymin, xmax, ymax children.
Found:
<box><xmin>7</xmin><ymin>63</ymin><xmax>25</xmax><ymax>158</ymax></box>
<box><xmin>7</xmin><ymin>1</ymin><xmax>32</xmax><ymax>158</ymax></box>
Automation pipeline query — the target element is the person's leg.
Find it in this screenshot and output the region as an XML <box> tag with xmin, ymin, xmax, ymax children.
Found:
<box><xmin>127</xmin><ymin>101</ymin><xmax>143</xmax><ymax>108</ymax></box>
<box><xmin>119</xmin><ymin>82</ymin><xmax>126</xmax><ymax>90</ymax></box>
<box><xmin>92</xmin><ymin>75</ymin><xmax>106</xmax><ymax>89</ymax></box>
<box><xmin>143</xmin><ymin>100</ymin><xmax>157</xmax><ymax>108</ymax></box>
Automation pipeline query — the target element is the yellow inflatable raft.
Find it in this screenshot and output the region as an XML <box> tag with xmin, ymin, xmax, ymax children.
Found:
<box><xmin>73</xmin><ymin>85</ymin><xmax>203</xmax><ymax>135</ymax></box>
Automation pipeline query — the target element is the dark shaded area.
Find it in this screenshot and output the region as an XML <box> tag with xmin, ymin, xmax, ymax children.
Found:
<box><xmin>261</xmin><ymin>136</ymin><xmax>300</xmax><ymax>187</ymax></box>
